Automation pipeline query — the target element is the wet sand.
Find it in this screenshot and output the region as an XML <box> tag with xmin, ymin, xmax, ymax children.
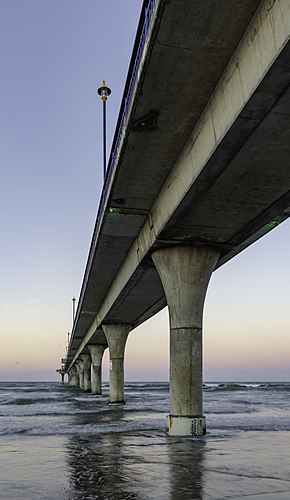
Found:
<box><xmin>1</xmin><ymin>430</ymin><xmax>289</xmax><ymax>499</ymax></box>
<box><xmin>2</xmin><ymin>381</ymin><xmax>290</xmax><ymax>499</ymax></box>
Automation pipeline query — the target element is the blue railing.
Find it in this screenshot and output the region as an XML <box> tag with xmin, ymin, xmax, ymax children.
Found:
<box><xmin>71</xmin><ymin>0</ymin><xmax>158</xmax><ymax>342</ymax></box>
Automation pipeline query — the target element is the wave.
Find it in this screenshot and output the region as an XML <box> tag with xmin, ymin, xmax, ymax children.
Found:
<box><xmin>124</xmin><ymin>382</ymin><xmax>169</xmax><ymax>392</ymax></box>
<box><xmin>203</xmin><ymin>382</ymin><xmax>290</xmax><ymax>392</ymax></box>
<box><xmin>0</xmin><ymin>417</ymin><xmax>165</xmax><ymax>437</ymax></box>
<box><xmin>1</xmin><ymin>396</ymin><xmax>69</xmax><ymax>406</ymax></box>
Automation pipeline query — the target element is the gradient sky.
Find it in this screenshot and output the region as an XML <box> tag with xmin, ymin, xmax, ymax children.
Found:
<box><xmin>0</xmin><ymin>0</ymin><xmax>289</xmax><ymax>382</ymax></box>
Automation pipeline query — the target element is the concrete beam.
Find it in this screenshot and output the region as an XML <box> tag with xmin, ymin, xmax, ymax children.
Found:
<box><xmin>100</xmin><ymin>0</ymin><xmax>290</xmax><ymax>320</ymax></box>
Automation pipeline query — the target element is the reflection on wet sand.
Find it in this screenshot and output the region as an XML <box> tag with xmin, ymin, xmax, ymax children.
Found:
<box><xmin>167</xmin><ymin>438</ymin><xmax>205</xmax><ymax>499</ymax></box>
<box><xmin>66</xmin><ymin>434</ymin><xmax>139</xmax><ymax>499</ymax></box>
<box><xmin>66</xmin><ymin>431</ymin><xmax>206</xmax><ymax>499</ymax></box>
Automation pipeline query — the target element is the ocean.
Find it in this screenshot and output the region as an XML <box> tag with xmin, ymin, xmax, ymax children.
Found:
<box><xmin>0</xmin><ymin>381</ymin><xmax>290</xmax><ymax>500</ymax></box>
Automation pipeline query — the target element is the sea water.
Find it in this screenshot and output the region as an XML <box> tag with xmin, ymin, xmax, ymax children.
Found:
<box><xmin>0</xmin><ymin>381</ymin><xmax>290</xmax><ymax>499</ymax></box>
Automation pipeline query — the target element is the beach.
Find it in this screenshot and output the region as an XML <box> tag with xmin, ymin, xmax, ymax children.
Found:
<box><xmin>1</xmin><ymin>381</ymin><xmax>289</xmax><ymax>499</ymax></box>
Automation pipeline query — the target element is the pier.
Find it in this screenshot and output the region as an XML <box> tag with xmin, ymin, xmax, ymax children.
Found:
<box><xmin>59</xmin><ymin>0</ymin><xmax>290</xmax><ymax>435</ymax></box>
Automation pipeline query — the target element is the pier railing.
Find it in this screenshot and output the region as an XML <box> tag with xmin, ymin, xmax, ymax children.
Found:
<box><xmin>69</xmin><ymin>0</ymin><xmax>159</xmax><ymax>353</ymax></box>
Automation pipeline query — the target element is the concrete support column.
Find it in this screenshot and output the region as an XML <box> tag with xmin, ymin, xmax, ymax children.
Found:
<box><xmin>73</xmin><ymin>364</ymin><xmax>80</xmax><ymax>388</ymax></box>
<box><xmin>88</xmin><ymin>344</ymin><xmax>107</xmax><ymax>395</ymax></box>
<box><xmin>73</xmin><ymin>365</ymin><xmax>79</xmax><ymax>387</ymax></box>
<box><xmin>68</xmin><ymin>370</ymin><xmax>73</xmax><ymax>385</ymax></box>
<box><xmin>76</xmin><ymin>360</ymin><xmax>84</xmax><ymax>389</ymax></box>
<box><xmin>68</xmin><ymin>366</ymin><xmax>78</xmax><ymax>387</ymax></box>
<box><xmin>102</xmin><ymin>323</ymin><xmax>131</xmax><ymax>404</ymax></box>
<box><xmin>81</xmin><ymin>354</ymin><xmax>91</xmax><ymax>392</ymax></box>
<box><xmin>152</xmin><ymin>245</ymin><xmax>219</xmax><ymax>436</ymax></box>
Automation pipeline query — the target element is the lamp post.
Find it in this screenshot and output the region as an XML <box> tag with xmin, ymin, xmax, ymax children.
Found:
<box><xmin>97</xmin><ymin>80</ymin><xmax>111</xmax><ymax>180</ymax></box>
<box><xmin>72</xmin><ymin>296</ymin><xmax>76</xmax><ymax>325</ymax></box>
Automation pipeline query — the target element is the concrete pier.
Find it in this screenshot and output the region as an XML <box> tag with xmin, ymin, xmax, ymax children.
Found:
<box><xmin>72</xmin><ymin>365</ymin><xmax>79</xmax><ymax>386</ymax></box>
<box><xmin>81</xmin><ymin>354</ymin><xmax>91</xmax><ymax>392</ymax></box>
<box><xmin>63</xmin><ymin>0</ymin><xmax>290</xmax><ymax>439</ymax></box>
<box><xmin>88</xmin><ymin>344</ymin><xmax>107</xmax><ymax>395</ymax></box>
<box><xmin>152</xmin><ymin>246</ymin><xmax>219</xmax><ymax>436</ymax></box>
<box><xmin>68</xmin><ymin>366</ymin><xmax>78</xmax><ymax>386</ymax></box>
<box><xmin>73</xmin><ymin>365</ymin><xmax>80</xmax><ymax>387</ymax></box>
<box><xmin>76</xmin><ymin>360</ymin><xmax>84</xmax><ymax>390</ymax></box>
<box><xmin>102</xmin><ymin>324</ymin><xmax>131</xmax><ymax>404</ymax></box>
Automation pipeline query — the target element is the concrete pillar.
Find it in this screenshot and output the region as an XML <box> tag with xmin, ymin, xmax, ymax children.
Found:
<box><xmin>76</xmin><ymin>360</ymin><xmax>84</xmax><ymax>389</ymax></box>
<box><xmin>152</xmin><ymin>245</ymin><xmax>219</xmax><ymax>436</ymax></box>
<box><xmin>102</xmin><ymin>323</ymin><xmax>131</xmax><ymax>404</ymax></box>
<box><xmin>87</xmin><ymin>344</ymin><xmax>107</xmax><ymax>395</ymax></box>
<box><xmin>73</xmin><ymin>364</ymin><xmax>80</xmax><ymax>388</ymax></box>
<box><xmin>73</xmin><ymin>365</ymin><xmax>79</xmax><ymax>387</ymax></box>
<box><xmin>68</xmin><ymin>366</ymin><xmax>78</xmax><ymax>386</ymax></box>
<box><xmin>81</xmin><ymin>354</ymin><xmax>91</xmax><ymax>392</ymax></box>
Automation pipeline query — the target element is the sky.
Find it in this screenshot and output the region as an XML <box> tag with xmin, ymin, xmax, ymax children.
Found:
<box><xmin>0</xmin><ymin>0</ymin><xmax>289</xmax><ymax>383</ymax></box>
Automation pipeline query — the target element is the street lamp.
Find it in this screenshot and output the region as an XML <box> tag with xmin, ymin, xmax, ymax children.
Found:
<box><xmin>97</xmin><ymin>80</ymin><xmax>111</xmax><ymax>180</ymax></box>
<box><xmin>72</xmin><ymin>296</ymin><xmax>76</xmax><ymax>325</ymax></box>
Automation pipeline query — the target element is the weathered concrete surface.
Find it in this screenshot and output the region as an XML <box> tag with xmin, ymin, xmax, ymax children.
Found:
<box><xmin>76</xmin><ymin>360</ymin><xmax>84</xmax><ymax>389</ymax></box>
<box><xmin>102</xmin><ymin>324</ymin><xmax>131</xmax><ymax>404</ymax></box>
<box><xmin>88</xmin><ymin>344</ymin><xmax>107</xmax><ymax>395</ymax></box>
<box><xmin>152</xmin><ymin>246</ymin><xmax>219</xmax><ymax>435</ymax></box>
<box><xmin>81</xmin><ymin>354</ymin><xmax>91</xmax><ymax>392</ymax></box>
<box><xmin>68</xmin><ymin>366</ymin><xmax>78</xmax><ymax>386</ymax></box>
<box><xmin>67</xmin><ymin>0</ymin><xmax>290</xmax><ymax>370</ymax></box>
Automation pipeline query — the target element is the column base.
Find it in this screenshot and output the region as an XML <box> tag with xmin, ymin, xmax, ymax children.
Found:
<box><xmin>166</xmin><ymin>415</ymin><xmax>206</xmax><ymax>436</ymax></box>
<box><xmin>108</xmin><ymin>400</ymin><xmax>126</xmax><ymax>406</ymax></box>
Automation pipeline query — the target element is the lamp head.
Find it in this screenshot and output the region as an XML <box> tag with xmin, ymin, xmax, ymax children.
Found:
<box><xmin>97</xmin><ymin>80</ymin><xmax>111</xmax><ymax>101</ymax></box>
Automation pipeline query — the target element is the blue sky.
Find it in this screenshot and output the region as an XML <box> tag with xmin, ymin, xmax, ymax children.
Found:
<box><xmin>0</xmin><ymin>0</ymin><xmax>289</xmax><ymax>382</ymax></box>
